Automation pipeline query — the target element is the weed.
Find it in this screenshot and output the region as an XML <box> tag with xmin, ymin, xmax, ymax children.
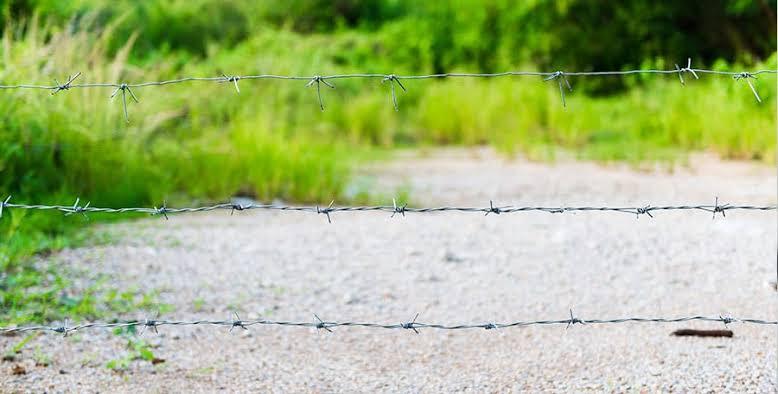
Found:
<box><xmin>192</xmin><ymin>298</ymin><xmax>206</xmax><ymax>312</ymax></box>
<box><xmin>2</xmin><ymin>333</ymin><xmax>38</xmax><ymax>361</ymax></box>
<box><xmin>32</xmin><ymin>346</ymin><xmax>51</xmax><ymax>367</ymax></box>
<box><xmin>106</xmin><ymin>326</ymin><xmax>165</xmax><ymax>371</ymax></box>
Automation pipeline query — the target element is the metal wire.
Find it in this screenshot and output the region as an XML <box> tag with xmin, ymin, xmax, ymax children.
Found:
<box><xmin>1</xmin><ymin>312</ymin><xmax>773</xmax><ymax>336</ymax></box>
<box><xmin>0</xmin><ymin>59</ymin><xmax>774</xmax><ymax>118</ymax></box>
<box><xmin>1</xmin><ymin>197</ymin><xmax>773</xmax><ymax>222</ymax></box>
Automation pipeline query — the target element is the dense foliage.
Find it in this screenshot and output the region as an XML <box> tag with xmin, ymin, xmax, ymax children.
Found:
<box><xmin>3</xmin><ymin>1</ymin><xmax>776</xmax><ymax>74</ymax></box>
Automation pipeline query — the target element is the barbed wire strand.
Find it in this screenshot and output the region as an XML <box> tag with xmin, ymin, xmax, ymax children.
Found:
<box><xmin>0</xmin><ymin>60</ymin><xmax>775</xmax><ymax>117</ymax></box>
<box><xmin>0</xmin><ymin>197</ymin><xmax>774</xmax><ymax>222</ymax></box>
<box><xmin>1</xmin><ymin>312</ymin><xmax>774</xmax><ymax>336</ymax></box>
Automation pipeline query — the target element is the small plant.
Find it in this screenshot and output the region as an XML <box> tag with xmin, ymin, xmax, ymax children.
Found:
<box><xmin>32</xmin><ymin>346</ymin><xmax>51</xmax><ymax>367</ymax></box>
<box><xmin>105</xmin><ymin>327</ymin><xmax>165</xmax><ymax>371</ymax></box>
<box><xmin>192</xmin><ymin>297</ymin><xmax>206</xmax><ymax>312</ymax></box>
<box><xmin>2</xmin><ymin>333</ymin><xmax>38</xmax><ymax>362</ymax></box>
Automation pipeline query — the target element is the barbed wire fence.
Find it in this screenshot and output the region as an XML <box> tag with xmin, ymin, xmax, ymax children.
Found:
<box><xmin>1</xmin><ymin>59</ymin><xmax>777</xmax><ymax>336</ymax></box>
<box><xmin>2</xmin><ymin>312</ymin><xmax>776</xmax><ymax>336</ymax></box>
<box><xmin>0</xmin><ymin>58</ymin><xmax>775</xmax><ymax>120</ymax></box>
<box><xmin>0</xmin><ymin>195</ymin><xmax>777</xmax><ymax>334</ymax></box>
<box><xmin>0</xmin><ymin>197</ymin><xmax>775</xmax><ymax>222</ymax></box>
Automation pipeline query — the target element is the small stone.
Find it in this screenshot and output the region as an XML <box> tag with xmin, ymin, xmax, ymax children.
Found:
<box><xmin>11</xmin><ymin>364</ymin><xmax>25</xmax><ymax>375</ymax></box>
<box><xmin>343</xmin><ymin>293</ymin><xmax>361</xmax><ymax>305</ymax></box>
<box><xmin>443</xmin><ymin>251</ymin><xmax>464</xmax><ymax>263</ymax></box>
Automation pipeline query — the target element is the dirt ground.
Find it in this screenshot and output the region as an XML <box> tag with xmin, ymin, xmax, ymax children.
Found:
<box><xmin>1</xmin><ymin>149</ymin><xmax>776</xmax><ymax>393</ymax></box>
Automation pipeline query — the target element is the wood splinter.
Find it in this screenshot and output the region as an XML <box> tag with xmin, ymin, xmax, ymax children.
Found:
<box><xmin>671</xmin><ymin>329</ymin><xmax>733</xmax><ymax>338</ymax></box>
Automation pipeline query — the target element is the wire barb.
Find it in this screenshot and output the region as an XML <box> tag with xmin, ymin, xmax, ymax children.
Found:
<box><xmin>635</xmin><ymin>205</ymin><xmax>653</xmax><ymax>218</ymax></box>
<box><xmin>675</xmin><ymin>58</ymin><xmax>699</xmax><ymax>86</ymax></box>
<box><xmin>485</xmin><ymin>200</ymin><xmax>502</xmax><ymax>216</ymax></box>
<box><xmin>220</xmin><ymin>74</ymin><xmax>241</xmax><ymax>94</ymax></box>
<box><xmin>711</xmin><ymin>196</ymin><xmax>729</xmax><ymax>220</ymax></box>
<box><xmin>306</xmin><ymin>76</ymin><xmax>335</xmax><ymax>111</ymax></box>
<box><xmin>382</xmin><ymin>74</ymin><xmax>407</xmax><ymax>111</ymax></box>
<box><xmin>230</xmin><ymin>203</ymin><xmax>245</xmax><ymax>216</ymax></box>
<box><xmin>153</xmin><ymin>201</ymin><xmax>169</xmax><ymax>220</ymax></box>
<box><xmin>401</xmin><ymin>313</ymin><xmax>420</xmax><ymax>334</ymax></box>
<box><xmin>230</xmin><ymin>312</ymin><xmax>248</xmax><ymax>333</ymax></box>
<box><xmin>64</xmin><ymin>197</ymin><xmax>90</xmax><ymax>220</ymax></box>
<box><xmin>316</xmin><ymin>200</ymin><xmax>335</xmax><ymax>223</ymax></box>
<box><xmin>313</xmin><ymin>313</ymin><xmax>333</xmax><ymax>333</ymax></box>
<box><xmin>0</xmin><ymin>195</ymin><xmax>10</xmax><ymax>218</ymax></box>
<box><xmin>391</xmin><ymin>198</ymin><xmax>407</xmax><ymax>218</ymax></box>
<box><xmin>734</xmin><ymin>72</ymin><xmax>761</xmax><ymax>103</ymax></box>
<box><xmin>53</xmin><ymin>319</ymin><xmax>70</xmax><ymax>337</ymax></box>
<box><xmin>110</xmin><ymin>83</ymin><xmax>139</xmax><ymax>123</ymax></box>
<box><xmin>719</xmin><ymin>314</ymin><xmax>737</xmax><ymax>327</ymax></box>
<box><xmin>566</xmin><ymin>309</ymin><xmax>585</xmax><ymax>329</ymax></box>
<box><xmin>51</xmin><ymin>72</ymin><xmax>81</xmax><ymax>95</ymax></box>
<box><xmin>544</xmin><ymin>71</ymin><xmax>572</xmax><ymax>107</ymax></box>
<box><xmin>141</xmin><ymin>318</ymin><xmax>159</xmax><ymax>335</ymax></box>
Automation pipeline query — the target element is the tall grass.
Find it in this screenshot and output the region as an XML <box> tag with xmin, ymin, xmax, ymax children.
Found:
<box><xmin>0</xmin><ymin>19</ymin><xmax>358</xmax><ymax>323</ymax></box>
<box><xmin>187</xmin><ymin>28</ymin><xmax>775</xmax><ymax>163</ymax></box>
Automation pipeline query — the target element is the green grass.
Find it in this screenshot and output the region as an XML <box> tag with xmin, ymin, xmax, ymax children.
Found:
<box><xmin>185</xmin><ymin>28</ymin><xmax>776</xmax><ymax>163</ymax></box>
<box><xmin>0</xmin><ymin>17</ymin><xmax>775</xmax><ymax>327</ymax></box>
<box><xmin>105</xmin><ymin>326</ymin><xmax>164</xmax><ymax>371</ymax></box>
<box><xmin>0</xmin><ymin>214</ymin><xmax>164</xmax><ymax>324</ymax></box>
<box><xmin>0</xmin><ymin>20</ymin><xmax>360</xmax><ymax>325</ymax></box>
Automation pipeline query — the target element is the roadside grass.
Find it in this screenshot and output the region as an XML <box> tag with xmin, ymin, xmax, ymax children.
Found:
<box><xmin>0</xmin><ymin>210</ymin><xmax>165</xmax><ymax>325</ymax></box>
<box><xmin>184</xmin><ymin>28</ymin><xmax>775</xmax><ymax>164</ymax></box>
<box><xmin>0</xmin><ymin>20</ymin><xmax>361</xmax><ymax>326</ymax></box>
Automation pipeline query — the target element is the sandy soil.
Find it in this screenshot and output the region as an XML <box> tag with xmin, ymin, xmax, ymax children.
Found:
<box><xmin>1</xmin><ymin>149</ymin><xmax>776</xmax><ymax>393</ymax></box>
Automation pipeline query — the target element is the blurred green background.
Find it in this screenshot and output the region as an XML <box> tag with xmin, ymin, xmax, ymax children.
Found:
<box><xmin>0</xmin><ymin>0</ymin><xmax>775</xmax><ymax>323</ymax></box>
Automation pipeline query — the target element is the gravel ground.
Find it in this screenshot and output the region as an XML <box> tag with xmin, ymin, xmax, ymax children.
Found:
<box><xmin>1</xmin><ymin>149</ymin><xmax>777</xmax><ymax>393</ymax></box>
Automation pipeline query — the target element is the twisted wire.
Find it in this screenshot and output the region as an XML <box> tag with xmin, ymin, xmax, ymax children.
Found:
<box><xmin>0</xmin><ymin>198</ymin><xmax>773</xmax><ymax>221</ymax></box>
<box><xmin>2</xmin><ymin>68</ymin><xmax>775</xmax><ymax>90</ymax></box>
<box><xmin>0</xmin><ymin>60</ymin><xmax>773</xmax><ymax>118</ymax></box>
<box><xmin>2</xmin><ymin>313</ymin><xmax>774</xmax><ymax>335</ymax></box>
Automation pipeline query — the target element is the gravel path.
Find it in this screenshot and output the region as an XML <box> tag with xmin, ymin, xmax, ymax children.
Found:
<box><xmin>2</xmin><ymin>149</ymin><xmax>776</xmax><ymax>393</ymax></box>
